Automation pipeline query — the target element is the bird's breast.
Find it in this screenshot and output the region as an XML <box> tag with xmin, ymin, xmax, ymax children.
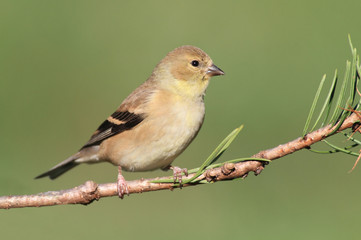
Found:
<box><xmin>103</xmin><ymin>90</ymin><xmax>205</xmax><ymax>172</ymax></box>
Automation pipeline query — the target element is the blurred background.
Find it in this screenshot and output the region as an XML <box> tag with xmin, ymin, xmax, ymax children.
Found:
<box><xmin>1</xmin><ymin>0</ymin><xmax>361</xmax><ymax>239</ymax></box>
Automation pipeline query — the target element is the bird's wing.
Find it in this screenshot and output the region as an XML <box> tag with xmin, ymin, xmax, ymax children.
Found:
<box><xmin>80</xmin><ymin>80</ymin><xmax>157</xmax><ymax>149</ymax></box>
<box><xmin>81</xmin><ymin>110</ymin><xmax>145</xmax><ymax>149</ymax></box>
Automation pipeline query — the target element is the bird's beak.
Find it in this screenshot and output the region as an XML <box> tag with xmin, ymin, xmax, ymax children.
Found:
<box><xmin>206</xmin><ymin>64</ymin><xmax>225</xmax><ymax>76</ymax></box>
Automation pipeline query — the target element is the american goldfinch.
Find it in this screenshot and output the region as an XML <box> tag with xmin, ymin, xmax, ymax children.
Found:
<box><xmin>35</xmin><ymin>45</ymin><xmax>224</xmax><ymax>198</ymax></box>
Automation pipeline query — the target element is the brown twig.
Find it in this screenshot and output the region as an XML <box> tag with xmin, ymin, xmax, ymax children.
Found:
<box><xmin>0</xmin><ymin>113</ymin><xmax>359</xmax><ymax>209</ymax></box>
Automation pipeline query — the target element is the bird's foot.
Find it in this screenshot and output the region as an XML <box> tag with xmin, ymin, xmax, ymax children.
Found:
<box><xmin>169</xmin><ymin>166</ymin><xmax>188</xmax><ymax>186</ymax></box>
<box><xmin>117</xmin><ymin>166</ymin><xmax>129</xmax><ymax>199</ymax></box>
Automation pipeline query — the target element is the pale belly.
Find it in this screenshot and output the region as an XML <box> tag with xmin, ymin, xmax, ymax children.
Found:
<box><xmin>100</xmin><ymin>99</ymin><xmax>205</xmax><ymax>172</ymax></box>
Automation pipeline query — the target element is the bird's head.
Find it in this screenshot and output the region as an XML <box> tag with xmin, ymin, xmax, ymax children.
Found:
<box><xmin>154</xmin><ymin>45</ymin><xmax>224</xmax><ymax>98</ymax></box>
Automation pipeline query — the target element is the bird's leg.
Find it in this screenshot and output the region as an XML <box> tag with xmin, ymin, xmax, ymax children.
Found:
<box><xmin>163</xmin><ymin>165</ymin><xmax>188</xmax><ymax>186</ymax></box>
<box><xmin>117</xmin><ymin>166</ymin><xmax>129</xmax><ymax>199</ymax></box>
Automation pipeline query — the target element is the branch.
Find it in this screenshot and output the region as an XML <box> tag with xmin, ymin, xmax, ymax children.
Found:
<box><xmin>0</xmin><ymin>113</ymin><xmax>358</xmax><ymax>209</ymax></box>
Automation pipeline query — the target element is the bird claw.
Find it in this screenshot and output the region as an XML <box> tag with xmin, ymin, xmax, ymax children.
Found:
<box><xmin>117</xmin><ymin>166</ymin><xmax>129</xmax><ymax>199</ymax></box>
<box><xmin>170</xmin><ymin>166</ymin><xmax>188</xmax><ymax>187</ymax></box>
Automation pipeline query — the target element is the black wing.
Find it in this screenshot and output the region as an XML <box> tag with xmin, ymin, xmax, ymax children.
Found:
<box><xmin>81</xmin><ymin>111</ymin><xmax>144</xmax><ymax>149</ymax></box>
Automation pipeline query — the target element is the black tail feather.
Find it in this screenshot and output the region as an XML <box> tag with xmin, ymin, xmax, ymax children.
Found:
<box><xmin>35</xmin><ymin>162</ymin><xmax>78</xmax><ymax>180</ymax></box>
<box><xmin>35</xmin><ymin>155</ymin><xmax>79</xmax><ymax>180</ymax></box>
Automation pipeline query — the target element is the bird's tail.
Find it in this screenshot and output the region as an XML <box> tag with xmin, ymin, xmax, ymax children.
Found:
<box><xmin>35</xmin><ymin>155</ymin><xmax>79</xmax><ymax>180</ymax></box>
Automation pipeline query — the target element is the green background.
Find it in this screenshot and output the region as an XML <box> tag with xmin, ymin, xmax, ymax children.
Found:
<box><xmin>1</xmin><ymin>0</ymin><xmax>361</xmax><ymax>239</ymax></box>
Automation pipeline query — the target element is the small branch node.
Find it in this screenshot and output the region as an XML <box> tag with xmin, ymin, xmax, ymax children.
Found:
<box><xmin>79</xmin><ymin>181</ymin><xmax>99</xmax><ymax>205</ymax></box>
<box><xmin>221</xmin><ymin>162</ymin><xmax>236</xmax><ymax>175</ymax></box>
<box><xmin>254</xmin><ymin>166</ymin><xmax>264</xmax><ymax>176</ymax></box>
<box><xmin>205</xmin><ymin>169</ymin><xmax>218</xmax><ymax>182</ymax></box>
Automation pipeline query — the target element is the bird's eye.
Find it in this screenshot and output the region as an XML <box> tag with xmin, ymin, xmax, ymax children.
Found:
<box><xmin>191</xmin><ymin>60</ymin><xmax>199</xmax><ymax>67</ymax></box>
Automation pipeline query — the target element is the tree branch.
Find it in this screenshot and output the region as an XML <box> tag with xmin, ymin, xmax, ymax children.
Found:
<box><xmin>0</xmin><ymin>113</ymin><xmax>358</xmax><ymax>209</ymax></box>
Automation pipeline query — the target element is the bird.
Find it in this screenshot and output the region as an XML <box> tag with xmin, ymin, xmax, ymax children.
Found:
<box><xmin>35</xmin><ymin>45</ymin><xmax>224</xmax><ymax>198</ymax></box>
